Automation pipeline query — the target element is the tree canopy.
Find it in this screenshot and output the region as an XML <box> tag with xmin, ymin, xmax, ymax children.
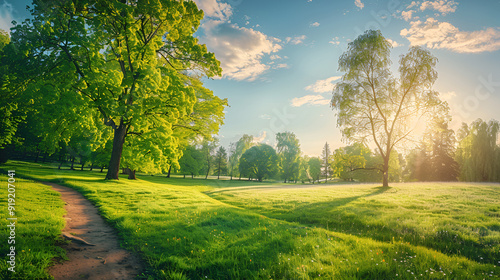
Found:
<box><xmin>331</xmin><ymin>30</ymin><xmax>447</xmax><ymax>187</ymax></box>
<box><xmin>276</xmin><ymin>131</ymin><xmax>301</xmax><ymax>183</ymax></box>
<box><xmin>11</xmin><ymin>0</ymin><xmax>223</xmax><ymax>179</ymax></box>
<box><xmin>456</xmin><ymin>119</ymin><xmax>500</xmax><ymax>182</ymax></box>
<box><xmin>239</xmin><ymin>144</ymin><xmax>278</xmax><ymax>182</ymax></box>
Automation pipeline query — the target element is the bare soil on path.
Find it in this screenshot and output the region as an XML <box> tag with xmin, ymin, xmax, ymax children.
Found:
<box><xmin>44</xmin><ymin>182</ymin><xmax>144</xmax><ymax>280</ymax></box>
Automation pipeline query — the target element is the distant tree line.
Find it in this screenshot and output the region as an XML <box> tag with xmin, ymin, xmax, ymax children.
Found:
<box><xmin>172</xmin><ymin>117</ymin><xmax>499</xmax><ymax>184</ymax></box>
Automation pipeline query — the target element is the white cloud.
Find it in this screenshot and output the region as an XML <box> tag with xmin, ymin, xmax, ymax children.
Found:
<box><xmin>420</xmin><ymin>0</ymin><xmax>458</xmax><ymax>15</ymax></box>
<box><xmin>253</xmin><ymin>131</ymin><xmax>267</xmax><ymax>143</ymax></box>
<box><xmin>274</xmin><ymin>63</ymin><xmax>289</xmax><ymax>69</ymax></box>
<box><xmin>259</xmin><ymin>114</ymin><xmax>271</xmax><ymax>120</ymax></box>
<box><xmin>386</xmin><ymin>38</ymin><xmax>402</xmax><ymax>48</ymax></box>
<box><xmin>401</xmin><ymin>10</ymin><xmax>414</xmax><ymax>21</ymax></box>
<box><xmin>270</xmin><ymin>54</ymin><xmax>281</xmax><ymax>60</ymax></box>
<box><xmin>305</xmin><ymin>76</ymin><xmax>341</xmax><ymax>93</ymax></box>
<box><xmin>407</xmin><ymin>1</ymin><xmax>419</xmax><ymax>9</ymax></box>
<box><xmin>291</xmin><ymin>95</ymin><xmax>330</xmax><ymax>107</ymax></box>
<box><xmin>0</xmin><ymin>1</ymin><xmax>14</xmax><ymax>33</ymax></box>
<box><xmin>285</xmin><ymin>35</ymin><xmax>307</xmax><ymax>45</ymax></box>
<box><xmin>193</xmin><ymin>0</ymin><xmax>233</xmax><ymax>21</ymax></box>
<box><xmin>401</xmin><ymin>18</ymin><xmax>500</xmax><ymax>53</ymax></box>
<box><xmin>200</xmin><ymin>20</ymin><xmax>282</xmax><ymax>81</ymax></box>
<box><xmin>310</xmin><ymin>22</ymin><xmax>320</xmax><ymax>27</ymax></box>
<box><xmin>354</xmin><ymin>0</ymin><xmax>364</xmax><ymax>9</ymax></box>
<box><xmin>329</xmin><ymin>36</ymin><xmax>340</xmax><ymax>45</ymax></box>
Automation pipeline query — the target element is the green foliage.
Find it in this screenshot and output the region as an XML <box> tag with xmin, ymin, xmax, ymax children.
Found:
<box><xmin>178</xmin><ymin>145</ymin><xmax>205</xmax><ymax>178</ymax></box>
<box><xmin>214</xmin><ymin>146</ymin><xmax>228</xmax><ymax>178</ymax></box>
<box><xmin>405</xmin><ymin>119</ymin><xmax>459</xmax><ymax>182</ymax></box>
<box><xmin>0</xmin><ymin>29</ymin><xmax>24</xmax><ymax>150</ymax></box>
<box><xmin>239</xmin><ymin>144</ymin><xmax>278</xmax><ymax>182</ymax></box>
<box><xmin>307</xmin><ymin>157</ymin><xmax>322</xmax><ymax>183</ymax></box>
<box><xmin>228</xmin><ymin>134</ymin><xmax>254</xmax><ymax>179</ymax></box>
<box><xmin>201</xmin><ymin>138</ymin><xmax>218</xmax><ymax>179</ymax></box>
<box><xmin>332</xmin><ymin>30</ymin><xmax>448</xmax><ymax>186</ymax></box>
<box><xmin>11</xmin><ymin>0</ymin><xmax>223</xmax><ymax>178</ymax></box>
<box><xmin>276</xmin><ymin>132</ymin><xmax>301</xmax><ymax>183</ymax></box>
<box><xmin>456</xmin><ymin>119</ymin><xmax>500</xmax><ymax>182</ymax></box>
<box><xmin>331</xmin><ymin>143</ymin><xmax>373</xmax><ymax>181</ymax></box>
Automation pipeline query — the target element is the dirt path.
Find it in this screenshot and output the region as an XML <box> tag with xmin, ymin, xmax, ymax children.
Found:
<box><xmin>44</xmin><ymin>182</ymin><xmax>143</xmax><ymax>280</ymax></box>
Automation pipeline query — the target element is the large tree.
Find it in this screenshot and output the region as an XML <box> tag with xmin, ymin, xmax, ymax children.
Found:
<box><xmin>276</xmin><ymin>131</ymin><xmax>301</xmax><ymax>183</ymax></box>
<box><xmin>456</xmin><ymin>119</ymin><xmax>499</xmax><ymax>182</ymax></box>
<box><xmin>307</xmin><ymin>157</ymin><xmax>322</xmax><ymax>184</ymax></box>
<box><xmin>12</xmin><ymin>0</ymin><xmax>222</xmax><ymax>179</ymax></box>
<box><xmin>331</xmin><ymin>30</ymin><xmax>447</xmax><ymax>187</ymax></box>
<box><xmin>239</xmin><ymin>144</ymin><xmax>278</xmax><ymax>182</ymax></box>
<box><xmin>178</xmin><ymin>145</ymin><xmax>204</xmax><ymax>179</ymax></box>
<box><xmin>228</xmin><ymin>134</ymin><xmax>254</xmax><ymax>180</ymax></box>
<box><xmin>214</xmin><ymin>146</ymin><xmax>228</xmax><ymax>179</ymax></box>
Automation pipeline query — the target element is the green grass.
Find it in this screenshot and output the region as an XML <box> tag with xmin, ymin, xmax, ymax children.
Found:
<box><xmin>1</xmin><ymin>160</ymin><xmax>499</xmax><ymax>279</ymax></box>
<box><xmin>0</xmin><ymin>175</ymin><xmax>66</xmax><ymax>279</ymax></box>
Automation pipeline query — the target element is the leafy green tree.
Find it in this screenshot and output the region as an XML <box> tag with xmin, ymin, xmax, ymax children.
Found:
<box><xmin>456</xmin><ymin>119</ymin><xmax>499</xmax><ymax>182</ymax></box>
<box><xmin>331</xmin><ymin>143</ymin><xmax>373</xmax><ymax>181</ymax></box>
<box><xmin>201</xmin><ymin>139</ymin><xmax>218</xmax><ymax>179</ymax></box>
<box><xmin>321</xmin><ymin>142</ymin><xmax>331</xmax><ymax>183</ymax></box>
<box><xmin>178</xmin><ymin>145</ymin><xmax>204</xmax><ymax>179</ymax></box>
<box><xmin>12</xmin><ymin>0</ymin><xmax>222</xmax><ymax>179</ymax></box>
<box><xmin>0</xmin><ymin>29</ymin><xmax>24</xmax><ymax>151</ymax></box>
<box><xmin>331</xmin><ymin>30</ymin><xmax>447</xmax><ymax>187</ymax></box>
<box><xmin>276</xmin><ymin>131</ymin><xmax>301</xmax><ymax>183</ymax></box>
<box><xmin>239</xmin><ymin>144</ymin><xmax>278</xmax><ymax>182</ymax></box>
<box><xmin>215</xmin><ymin>146</ymin><xmax>228</xmax><ymax>179</ymax></box>
<box><xmin>307</xmin><ymin>157</ymin><xmax>322</xmax><ymax>184</ymax></box>
<box><xmin>405</xmin><ymin>144</ymin><xmax>433</xmax><ymax>181</ymax></box>
<box><xmin>428</xmin><ymin>119</ymin><xmax>459</xmax><ymax>181</ymax></box>
<box><xmin>228</xmin><ymin>134</ymin><xmax>254</xmax><ymax>180</ymax></box>
<box><xmin>298</xmin><ymin>155</ymin><xmax>311</xmax><ymax>183</ymax></box>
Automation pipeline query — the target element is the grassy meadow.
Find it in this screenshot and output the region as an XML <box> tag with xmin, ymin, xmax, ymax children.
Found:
<box><xmin>0</xmin><ymin>176</ymin><xmax>66</xmax><ymax>279</ymax></box>
<box><xmin>1</xmin><ymin>160</ymin><xmax>499</xmax><ymax>279</ymax></box>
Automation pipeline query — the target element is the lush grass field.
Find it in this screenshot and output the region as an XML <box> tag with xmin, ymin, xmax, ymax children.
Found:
<box><xmin>1</xmin><ymin>161</ymin><xmax>499</xmax><ymax>279</ymax></box>
<box><xmin>0</xmin><ymin>175</ymin><xmax>66</xmax><ymax>279</ymax></box>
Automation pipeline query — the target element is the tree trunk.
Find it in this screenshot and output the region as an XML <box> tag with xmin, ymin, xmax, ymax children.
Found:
<box><xmin>106</xmin><ymin>124</ymin><xmax>127</xmax><ymax>180</ymax></box>
<box><xmin>382</xmin><ymin>155</ymin><xmax>390</xmax><ymax>187</ymax></box>
<box><xmin>70</xmin><ymin>156</ymin><xmax>75</xmax><ymax>170</ymax></box>
<box><xmin>167</xmin><ymin>166</ymin><xmax>171</xmax><ymax>178</ymax></box>
<box><xmin>34</xmin><ymin>149</ymin><xmax>40</xmax><ymax>163</ymax></box>
<box><xmin>127</xmin><ymin>168</ymin><xmax>136</xmax><ymax>180</ymax></box>
<box><xmin>100</xmin><ymin>166</ymin><xmax>104</xmax><ymax>173</ymax></box>
<box><xmin>89</xmin><ymin>163</ymin><xmax>94</xmax><ymax>171</ymax></box>
<box><xmin>183</xmin><ymin>174</ymin><xmax>186</xmax><ymax>179</ymax></box>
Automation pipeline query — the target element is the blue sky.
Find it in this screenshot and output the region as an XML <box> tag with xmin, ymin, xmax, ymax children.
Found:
<box><xmin>2</xmin><ymin>0</ymin><xmax>500</xmax><ymax>156</ymax></box>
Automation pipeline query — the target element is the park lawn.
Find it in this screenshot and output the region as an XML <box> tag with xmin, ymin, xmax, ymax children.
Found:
<box><xmin>0</xmin><ymin>175</ymin><xmax>66</xmax><ymax>280</ymax></box>
<box><xmin>1</xmin><ymin>160</ymin><xmax>499</xmax><ymax>279</ymax></box>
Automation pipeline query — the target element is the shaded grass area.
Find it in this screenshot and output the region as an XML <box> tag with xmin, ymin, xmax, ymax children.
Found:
<box><xmin>0</xmin><ymin>175</ymin><xmax>66</xmax><ymax>279</ymax></box>
<box><xmin>2</xmin><ymin>161</ymin><xmax>499</xmax><ymax>279</ymax></box>
<box><xmin>207</xmin><ymin>182</ymin><xmax>500</xmax><ymax>266</ymax></box>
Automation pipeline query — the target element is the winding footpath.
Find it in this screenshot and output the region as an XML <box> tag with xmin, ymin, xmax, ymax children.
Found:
<box><xmin>44</xmin><ymin>182</ymin><xmax>143</xmax><ymax>280</ymax></box>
